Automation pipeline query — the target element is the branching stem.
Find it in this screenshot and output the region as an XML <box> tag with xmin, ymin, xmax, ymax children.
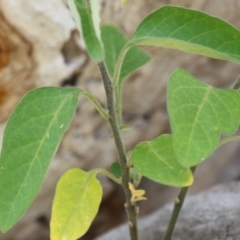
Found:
<box><xmin>218</xmin><ymin>135</ymin><xmax>240</xmax><ymax>147</ymax></box>
<box><xmin>81</xmin><ymin>91</ymin><xmax>109</xmax><ymax>120</ymax></box>
<box><xmin>93</xmin><ymin>168</ymin><xmax>122</xmax><ymax>184</ymax></box>
<box><xmin>98</xmin><ymin>62</ymin><xmax>139</xmax><ymax>240</ymax></box>
<box><xmin>163</xmin><ymin>166</ymin><xmax>196</xmax><ymax>240</ymax></box>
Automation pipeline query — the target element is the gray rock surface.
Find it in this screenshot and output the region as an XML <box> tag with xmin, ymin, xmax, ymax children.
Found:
<box><xmin>96</xmin><ymin>181</ymin><xmax>240</xmax><ymax>240</ymax></box>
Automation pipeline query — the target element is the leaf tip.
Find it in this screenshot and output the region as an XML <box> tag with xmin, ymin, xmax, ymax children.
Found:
<box><xmin>187</xmin><ymin>176</ymin><xmax>194</xmax><ymax>186</ymax></box>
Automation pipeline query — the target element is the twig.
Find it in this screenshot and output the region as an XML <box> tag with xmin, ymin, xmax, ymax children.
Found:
<box><xmin>232</xmin><ymin>74</ymin><xmax>240</xmax><ymax>90</ymax></box>
<box><xmin>163</xmin><ymin>166</ymin><xmax>196</xmax><ymax>240</ymax></box>
<box><xmin>93</xmin><ymin>168</ymin><xmax>122</xmax><ymax>185</ymax></box>
<box><xmin>98</xmin><ymin>62</ymin><xmax>139</xmax><ymax>240</ymax></box>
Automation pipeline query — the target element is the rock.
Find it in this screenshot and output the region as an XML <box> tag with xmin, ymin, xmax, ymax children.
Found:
<box><xmin>0</xmin><ymin>0</ymin><xmax>86</xmax><ymax>123</ymax></box>
<box><xmin>96</xmin><ymin>181</ymin><xmax>240</xmax><ymax>240</ymax></box>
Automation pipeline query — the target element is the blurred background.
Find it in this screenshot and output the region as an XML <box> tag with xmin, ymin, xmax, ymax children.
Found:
<box><xmin>0</xmin><ymin>0</ymin><xmax>240</xmax><ymax>239</ymax></box>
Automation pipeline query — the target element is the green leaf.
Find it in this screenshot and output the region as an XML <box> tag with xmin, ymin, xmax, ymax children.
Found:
<box><xmin>132</xmin><ymin>134</ymin><xmax>193</xmax><ymax>187</ymax></box>
<box><xmin>168</xmin><ymin>68</ymin><xmax>240</xmax><ymax>167</ymax></box>
<box><xmin>128</xmin><ymin>6</ymin><xmax>240</xmax><ymax>64</ymax></box>
<box><xmin>110</xmin><ymin>162</ymin><xmax>122</xmax><ymax>178</ymax></box>
<box><xmin>67</xmin><ymin>0</ymin><xmax>104</xmax><ymax>62</ymax></box>
<box><xmin>0</xmin><ymin>87</ymin><xmax>79</xmax><ymax>232</ymax></box>
<box><xmin>101</xmin><ymin>24</ymin><xmax>150</xmax><ymax>85</ymax></box>
<box><xmin>50</xmin><ymin>168</ymin><xmax>102</xmax><ymax>240</ymax></box>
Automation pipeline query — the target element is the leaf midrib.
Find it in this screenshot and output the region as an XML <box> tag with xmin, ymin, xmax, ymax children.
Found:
<box><xmin>184</xmin><ymin>86</ymin><xmax>211</xmax><ymax>160</ymax></box>
<box><xmin>145</xmin><ymin>142</ymin><xmax>176</xmax><ymax>173</ymax></box>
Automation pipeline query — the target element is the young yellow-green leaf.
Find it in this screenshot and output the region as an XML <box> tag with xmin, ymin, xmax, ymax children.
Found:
<box><xmin>67</xmin><ymin>0</ymin><xmax>104</xmax><ymax>62</ymax></box>
<box><xmin>132</xmin><ymin>134</ymin><xmax>193</xmax><ymax>187</ymax></box>
<box><xmin>168</xmin><ymin>69</ymin><xmax>240</xmax><ymax>167</ymax></box>
<box><xmin>51</xmin><ymin>168</ymin><xmax>102</xmax><ymax>240</ymax></box>
<box><xmin>101</xmin><ymin>24</ymin><xmax>150</xmax><ymax>85</ymax></box>
<box><xmin>0</xmin><ymin>87</ymin><xmax>79</xmax><ymax>232</ymax></box>
<box><xmin>127</xmin><ymin>6</ymin><xmax>240</xmax><ymax>64</ymax></box>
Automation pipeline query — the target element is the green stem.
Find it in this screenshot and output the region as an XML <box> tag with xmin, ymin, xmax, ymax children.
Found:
<box><xmin>112</xmin><ymin>45</ymin><xmax>130</xmax><ymax>125</ymax></box>
<box><xmin>232</xmin><ymin>75</ymin><xmax>240</xmax><ymax>90</ymax></box>
<box><xmin>81</xmin><ymin>91</ymin><xmax>109</xmax><ymax>120</ymax></box>
<box><xmin>98</xmin><ymin>62</ymin><xmax>139</xmax><ymax>240</ymax></box>
<box><xmin>93</xmin><ymin>168</ymin><xmax>122</xmax><ymax>184</ymax></box>
<box><xmin>218</xmin><ymin>135</ymin><xmax>240</xmax><ymax>147</ymax></box>
<box><xmin>113</xmin><ymin>46</ymin><xmax>130</xmax><ymax>87</ymax></box>
<box><xmin>163</xmin><ymin>166</ymin><xmax>196</xmax><ymax>240</ymax></box>
<box><xmin>112</xmin><ymin>44</ymin><xmax>133</xmax><ymax>125</ymax></box>
<box><xmin>115</xmin><ymin>85</ymin><xmax>123</xmax><ymax>125</ymax></box>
